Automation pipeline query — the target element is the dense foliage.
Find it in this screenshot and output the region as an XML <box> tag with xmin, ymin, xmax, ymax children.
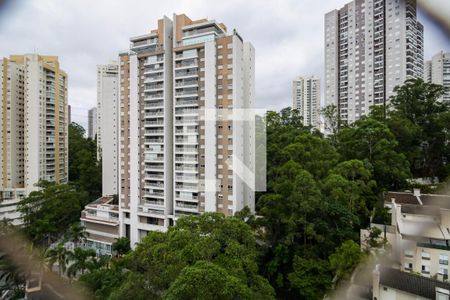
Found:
<box><xmin>68</xmin><ymin>122</ymin><xmax>102</xmax><ymax>199</ymax></box>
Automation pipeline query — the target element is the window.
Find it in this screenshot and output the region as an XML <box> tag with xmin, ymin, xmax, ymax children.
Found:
<box><xmin>439</xmin><ymin>268</ymin><xmax>449</xmax><ymax>280</ymax></box>
<box><xmin>421</xmin><ymin>265</ymin><xmax>430</xmax><ymax>274</ymax></box>
<box><xmin>421</xmin><ymin>252</ymin><xmax>431</xmax><ymax>260</ymax></box>
<box><xmin>440</xmin><ymin>254</ymin><xmax>448</xmax><ymax>265</ymax></box>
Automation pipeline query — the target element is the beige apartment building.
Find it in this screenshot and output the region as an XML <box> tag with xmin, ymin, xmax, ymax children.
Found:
<box><xmin>80</xmin><ymin>196</ymin><xmax>119</xmax><ymax>256</ymax></box>
<box><xmin>362</xmin><ymin>190</ymin><xmax>450</xmax><ymax>281</ymax></box>
<box><xmin>118</xmin><ymin>14</ymin><xmax>255</xmax><ymax>246</ymax></box>
<box><xmin>0</xmin><ymin>54</ymin><xmax>68</xmax><ymax>225</ymax></box>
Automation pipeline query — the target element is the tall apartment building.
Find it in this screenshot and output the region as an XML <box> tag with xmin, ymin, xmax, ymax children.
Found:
<box><xmin>325</xmin><ymin>0</ymin><xmax>424</xmax><ymax>124</ymax></box>
<box><xmin>292</xmin><ymin>76</ymin><xmax>320</xmax><ymax>128</ymax></box>
<box><xmin>424</xmin><ymin>51</ymin><xmax>450</xmax><ymax>103</ymax></box>
<box><xmin>87</xmin><ymin>107</ymin><xmax>96</xmax><ymax>139</ymax></box>
<box><xmin>96</xmin><ymin>62</ymin><xmax>119</xmax><ymax>195</ymax></box>
<box><xmin>119</xmin><ymin>14</ymin><xmax>255</xmax><ymax>245</ymax></box>
<box><xmin>0</xmin><ymin>54</ymin><xmax>68</xmax><ymax>225</ymax></box>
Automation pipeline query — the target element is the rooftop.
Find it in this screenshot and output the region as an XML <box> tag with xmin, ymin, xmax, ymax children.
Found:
<box><xmin>379</xmin><ymin>267</ymin><xmax>450</xmax><ymax>299</ymax></box>
<box><xmin>385</xmin><ymin>191</ymin><xmax>450</xmax><ymax>208</ymax></box>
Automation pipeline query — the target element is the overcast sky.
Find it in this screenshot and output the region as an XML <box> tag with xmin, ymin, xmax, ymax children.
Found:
<box><xmin>0</xmin><ymin>0</ymin><xmax>449</xmax><ymax>129</ymax></box>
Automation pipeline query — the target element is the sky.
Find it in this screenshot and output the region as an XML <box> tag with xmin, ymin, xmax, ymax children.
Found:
<box><xmin>0</xmin><ymin>0</ymin><xmax>449</xmax><ymax>129</ymax></box>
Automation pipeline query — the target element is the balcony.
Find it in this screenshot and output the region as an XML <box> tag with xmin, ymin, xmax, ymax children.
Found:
<box><xmin>145</xmin><ymin>138</ymin><xmax>164</xmax><ymax>143</ymax></box>
<box><xmin>175</xmin><ymin>137</ymin><xmax>198</xmax><ymax>144</ymax></box>
<box><xmin>175</xmin><ymin>128</ymin><xmax>198</xmax><ymax>134</ymax></box>
<box><xmin>81</xmin><ymin>211</ymin><xmax>119</xmax><ymax>223</ymax></box>
<box><xmin>175</xmin><ymin>165</ymin><xmax>198</xmax><ymax>172</ymax></box>
<box><xmin>175</xmin><ymin>147</ymin><xmax>198</xmax><ymax>154</ymax></box>
<box><xmin>143</xmin><ymin>199</ymin><xmax>164</xmax><ymax>206</ymax></box>
<box><xmin>175</xmin><ymin>108</ymin><xmax>198</xmax><ymax>116</ymax></box>
<box><xmin>144</xmin><ymin>120</ymin><xmax>164</xmax><ymax>126</ymax></box>
<box><xmin>145</xmin><ymin>164</ymin><xmax>164</xmax><ymax>170</ymax></box>
<box><xmin>176</xmin><ymin>99</ymin><xmax>198</xmax><ymax>107</ymax></box>
<box><xmin>175</xmin><ymin>202</ymin><xmax>198</xmax><ymax>211</ymax></box>
<box><xmin>144</xmin><ymin>75</ymin><xmax>164</xmax><ymax>83</ymax></box>
<box><xmin>175</xmin><ymin>80</ymin><xmax>198</xmax><ymax>87</ymax></box>
<box><xmin>175</xmin><ymin>59</ymin><xmax>198</xmax><ymax>69</ymax></box>
<box><xmin>144</xmin><ymin>112</ymin><xmax>164</xmax><ymax>118</ymax></box>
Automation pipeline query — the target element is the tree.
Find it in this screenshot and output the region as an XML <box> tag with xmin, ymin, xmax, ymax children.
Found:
<box><xmin>18</xmin><ymin>181</ymin><xmax>89</xmax><ymax>245</ymax></box>
<box><xmin>321</xmin><ymin>104</ymin><xmax>339</xmax><ymax>144</ymax></box>
<box><xmin>64</xmin><ymin>222</ymin><xmax>89</xmax><ymax>245</ymax></box>
<box><xmin>388</xmin><ymin>78</ymin><xmax>450</xmax><ymax>181</ymax></box>
<box><xmin>111</xmin><ymin>213</ymin><xmax>274</xmax><ymax>299</ymax></box>
<box><xmin>0</xmin><ymin>252</ymin><xmax>26</xmax><ymax>298</ymax></box>
<box><xmin>67</xmin><ymin>247</ymin><xmax>97</xmax><ymax>278</ymax></box>
<box><xmin>322</xmin><ymin>160</ymin><xmax>378</xmax><ymax>228</ymax></box>
<box><xmin>45</xmin><ymin>243</ymin><xmax>70</xmax><ymax>277</ymax></box>
<box><xmin>287</xmin><ymin>257</ymin><xmax>332</xmax><ymax>300</ymax></box>
<box><xmin>164</xmin><ymin>261</ymin><xmax>254</xmax><ymax>300</ymax></box>
<box><xmin>112</xmin><ymin>237</ymin><xmax>131</xmax><ymax>257</ymax></box>
<box><xmin>337</xmin><ymin>118</ymin><xmax>411</xmax><ymax>190</ymax></box>
<box><xmin>69</xmin><ymin>123</ymin><xmax>102</xmax><ymax>199</ymax></box>
<box><xmin>79</xmin><ymin>262</ymin><xmax>126</xmax><ymax>300</ymax></box>
<box><xmin>329</xmin><ymin>240</ymin><xmax>363</xmax><ymax>280</ymax></box>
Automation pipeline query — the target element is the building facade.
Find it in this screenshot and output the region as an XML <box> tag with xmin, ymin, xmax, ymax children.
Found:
<box><xmin>424</xmin><ymin>51</ymin><xmax>450</xmax><ymax>103</ymax></box>
<box><xmin>96</xmin><ymin>63</ymin><xmax>119</xmax><ymax>196</ymax></box>
<box><xmin>325</xmin><ymin>0</ymin><xmax>424</xmax><ymax>124</ymax></box>
<box><xmin>118</xmin><ymin>14</ymin><xmax>255</xmax><ymax>246</ymax></box>
<box><xmin>80</xmin><ymin>196</ymin><xmax>119</xmax><ymax>256</ymax></box>
<box><xmin>0</xmin><ymin>54</ymin><xmax>68</xmax><ymax>225</ymax></box>
<box><xmin>87</xmin><ymin>107</ymin><xmax>97</xmax><ymax>139</ymax></box>
<box><xmin>292</xmin><ymin>76</ymin><xmax>320</xmax><ymax>128</ymax></box>
<box><xmin>361</xmin><ymin>190</ymin><xmax>450</xmax><ymax>281</ymax></box>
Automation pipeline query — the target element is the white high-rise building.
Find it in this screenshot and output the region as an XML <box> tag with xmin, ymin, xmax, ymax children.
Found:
<box><xmin>0</xmin><ymin>54</ymin><xmax>68</xmax><ymax>225</ymax></box>
<box><xmin>96</xmin><ymin>63</ymin><xmax>119</xmax><ymax>196</ymax></box>
<box><xmin>292</xmin><ymin>76</ymin><xmax>320</xmax><ymax>128</ymax></box>
<box><xmin>88</xmin><ymin>107</ymin><xmax>97</xmax><ymax>139</ymax></box>
<box><xmin>325</xmin><ymin>0</ymin><xmax>424</xmax><ymax>124</ymax></box>
<box><xmin>118</xmin><ymin>14</ymin><xmax>255</xmax><ymax>246</ymax></box>
<box><xmin>424</xmin><ymin>51</ymin><xmax>450</xmax><ymax>103</ymax></box>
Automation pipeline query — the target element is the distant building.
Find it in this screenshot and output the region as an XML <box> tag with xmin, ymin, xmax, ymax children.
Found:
<box><xmin>292</xmin><ymin>76</ymin><xmax>320</xmax><ymax>128</ymax></box>
<box><xmin>80</xmin><ymin>196</ymin><xmax>119</xmax><ymax>256</ymax></box>
<box><xmin>424</xmin><ymin>51</ymin><xmax>450</xmax><ymax>103</ymax></box>
<box><xmin>96</xmin><ymin>62</ymin><xmax>119</xmax><ymax>196</ymax></box>
<box><xmin>325</xmin><ymin>0</ymin><xmax>424</xmax><ymax>124</ymax></box>
<box><xmin>87</xmin><ymin>107</ymin><xmax>97</xmax><ymax>139</ymax></box>
<box><xmin>361</xmin><ymin>189</ymin><xmax>450</xmax><ymax>280</ymax></box>
<box><xmin>0</xmin><ymin>54</ymin><xmax>68</xmax><ymax>225</ymax></box>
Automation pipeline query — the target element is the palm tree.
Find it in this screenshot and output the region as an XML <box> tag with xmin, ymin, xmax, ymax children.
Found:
<box><xmin>0</xmin><ymin>253</ymin><xmax>26</xmax><ymax>297</ymax></box>
<box><xmin>64</xmin><ymin>223</ymin><xmax>89</xmax><ymax>246</ymax></box>
<box><xmin>45</xmin><ymin>243</ymin><xmax>69</xmax><ymax>277</ymax></box>
<box><xmin>66</xmin><ymin>247</ymin><xmax>96</xmax><ymax>279</ymax></box>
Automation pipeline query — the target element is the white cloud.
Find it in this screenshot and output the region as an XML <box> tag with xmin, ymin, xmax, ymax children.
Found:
<box><xmin>0</xmin><ymin>0</ymin><xmax>448</xmax><ymax>129</ymax></box>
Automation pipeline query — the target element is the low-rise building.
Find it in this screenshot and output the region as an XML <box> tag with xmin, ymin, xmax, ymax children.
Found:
<box><xmin>361</xmin><ymin>189</ymin><xmax>450</xmax><ymax>280</ymax></box>
<box><xmin>373</xmin><ymin>265</ymin><xmax>450</xmax><ymax>300</ymax></box>
<box><xmin>80</xmin><ymin>196</ymin><xmax>119</xmax><ymax>255</ymax></box>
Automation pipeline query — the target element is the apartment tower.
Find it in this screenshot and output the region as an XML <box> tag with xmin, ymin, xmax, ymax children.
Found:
<box><xmin>0</xmin><ymin>54</ymin><xmax>68</xmax><ymax>225</ymax></box>
<box><xmin>119</xmin><ymin>14</ymin><xmax>255</xmax><ymax>245</ymax></box>
<box><xmin>292</xmin><ymin>76</ymin><xmax>320</xmax><ymax>128</ymax></box>
<box><xmin>96</xmin><ymin>63</ymin><xmax>119</xmax><ymax>195</ymax></box>
<box><xmin>87</xmin><ymin>107</ymin><xmax>97</xmax><ymax>139</ymax></box>
<box><xmin>325</xmin><ymin>0</ymin><xmax>424</xmax><ymax>124</ymax></box>
<box><xmin>424</xmin><ymin>51</ymin><xmax>450</xmax><ymax>103</ymax></box>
